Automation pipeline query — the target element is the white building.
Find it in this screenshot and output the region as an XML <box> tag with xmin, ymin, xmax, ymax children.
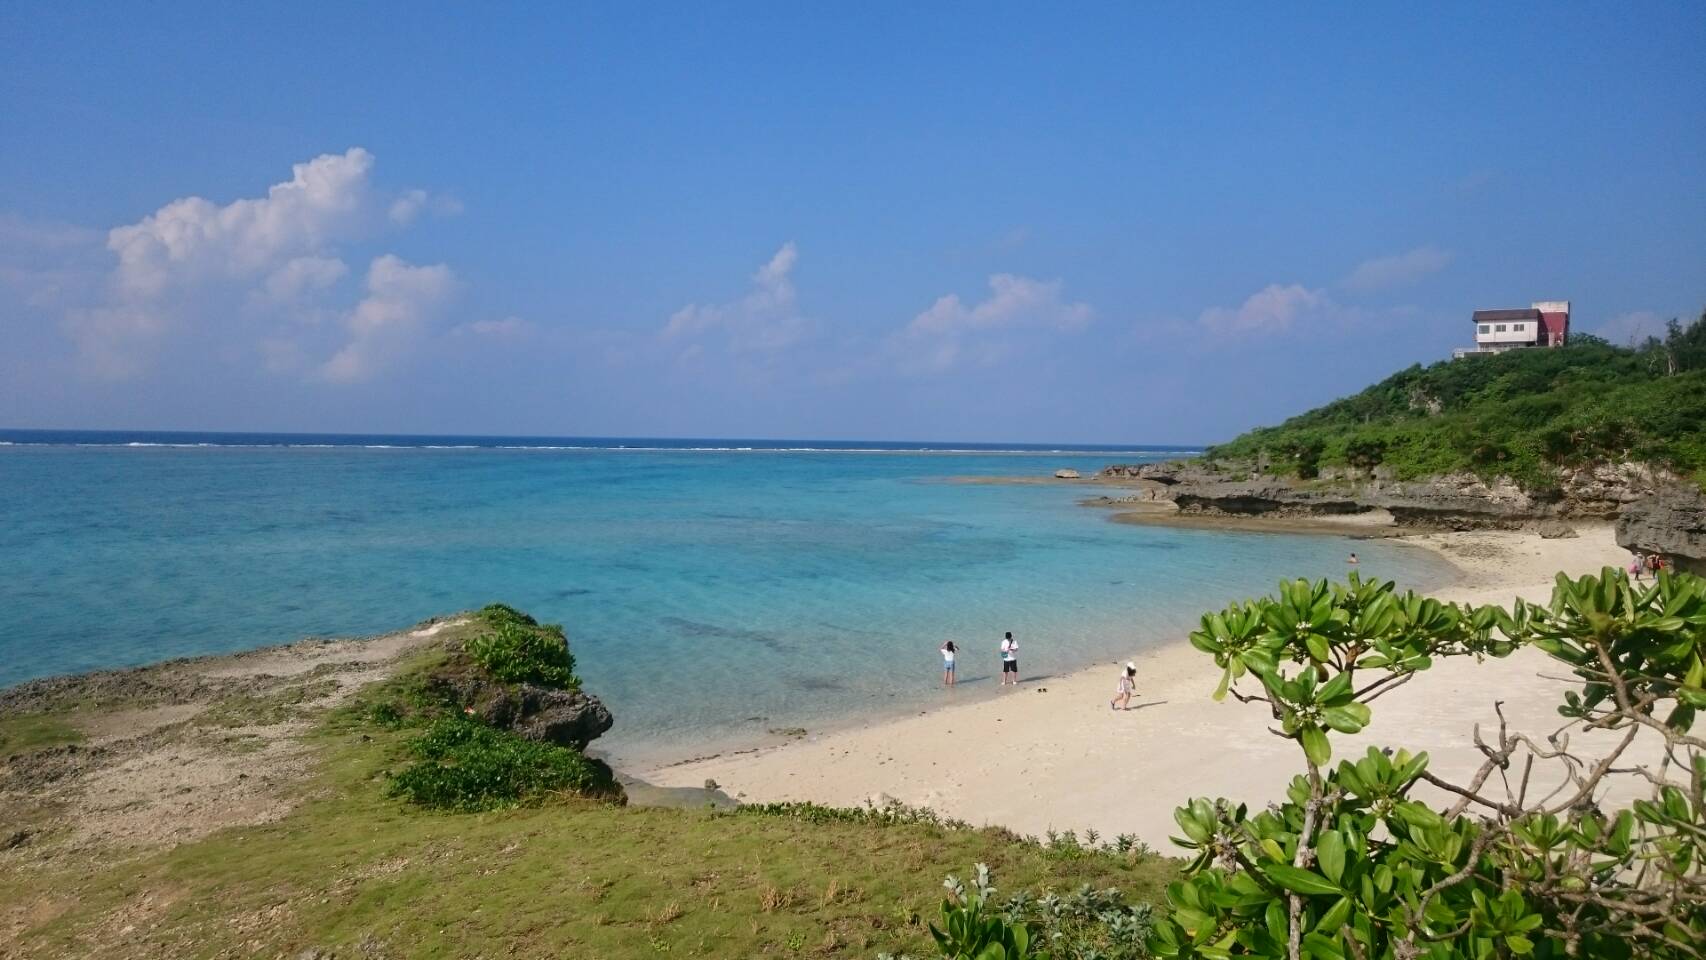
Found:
<box><xmin>1454</xmin><ymin>300</ymin><xmax>1570</xmax><ymax>358</ymax></box>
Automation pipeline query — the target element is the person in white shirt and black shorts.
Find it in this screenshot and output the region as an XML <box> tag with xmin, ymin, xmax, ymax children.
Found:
<box><xmin>999</xmin><ymin>631</ymin><xmax>1018</xmax><ymax>686</ymax></box>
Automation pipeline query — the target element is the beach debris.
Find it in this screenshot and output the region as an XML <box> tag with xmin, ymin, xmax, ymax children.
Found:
<box><xmin>766</xmin><ymin>726</ymin><xmax>808</xmax><ymax>738</ymax></box>
<box><xmin>703</xmin><ymin>778</ymin><xmax>719</xmax><ymax>791</ymax></box>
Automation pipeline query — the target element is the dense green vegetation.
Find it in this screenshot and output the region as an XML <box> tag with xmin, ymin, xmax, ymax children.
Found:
<box><xmin>1147</xmin><ymin>568</ymin><xmax>1706</xmax><ymax>959</ymax></box>
<box><xmin>1207</xmin><ymin>310</ymin><xmax>1706</xmax><ymax>489</ymax></box>
<box><xmin>465</xmin><ymin>603</ymin><xmax>580</xmax><ymax>688</ymax></box>
<box><xmin>368</xmin><ymin>605</ymin><xmax>614</xmax><ymax>811</ymax></box>
<box><xmin>386</xmin><ymin>713</ymin><xmax>620</xmax><ymax>811</ymax></box>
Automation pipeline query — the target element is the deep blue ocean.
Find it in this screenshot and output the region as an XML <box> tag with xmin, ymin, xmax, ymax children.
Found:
<box><xmin>0</xmin><ymin>430</ymin><xmax>1457</xmax><ymax>763</ymax></box>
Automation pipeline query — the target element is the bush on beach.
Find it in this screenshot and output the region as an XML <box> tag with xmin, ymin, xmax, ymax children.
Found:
<box><xmin>370</xmin><ymin>603</ymin><xmax>619</xmax><ymax>812</ymax></box>
<box><xmin>386</xmin><ymin>713</ymin><xmax>619</xmax><ymax>811</ymax></box>
<box><xmin>1143</xmin><ymin>567</ymin><xmax>1706</xmax><ymax>960</ymax></box>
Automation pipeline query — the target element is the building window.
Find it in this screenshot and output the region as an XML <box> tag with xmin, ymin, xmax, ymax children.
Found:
<box><xmin>1495</xmin><ymin>324</ymin><xmax>1507</xmax><ymax>332</ymax></box>
<box><xmin>1516</xmin><ymin>323</ymin><xmax>1526</xmax><ymax>331</ymax></box>
<box><xmin>1478</xmin><ymin>324</ymin><xmax>1490</xmax><ymax>334</ymax></box>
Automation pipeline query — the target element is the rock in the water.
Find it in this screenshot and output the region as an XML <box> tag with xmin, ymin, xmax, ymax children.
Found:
<box><xmin>1054</xmin><ymin>469</ymin><xmax>1081</xmax><ymax>479</ymax></box>
<box><xmin>1617</xmin><ymin>484</ymin><xmax>1706</xmax><ymax>575</ymax></box>
<box><xmin>1535</xmin><ymin>519</ymin><xmax>1578</xmax><ymax>539</ymax></box>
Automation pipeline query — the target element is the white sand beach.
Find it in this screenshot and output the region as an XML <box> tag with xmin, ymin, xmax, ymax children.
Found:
<box><xmin>645</xmin><ymin>524</ymin><xmax>1664</xmax><ymax>847</ymax></box>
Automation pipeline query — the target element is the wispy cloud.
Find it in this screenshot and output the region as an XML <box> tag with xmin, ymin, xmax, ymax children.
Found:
<box><xmin>891</xmin><ymin>274</ymin><xmax>1092</xmax><ymax>374</ymax></box>
<box><xmin>661</xmin><ymin>242</ymin><xmax>812</xmax><ymax>356</ymax></box>
<box><xmin>1198</xmin><ymin>283</ymin><xmax>1330</xmax><ymax>336</ymax></box>
<box><xmin>455</xmin><ymin>315</ymin><xmax>532</xmax><ymax>338</ymax></box>
<box><xmin>1340</xmin><ymin>245</ymin><xmax>1453</xmax><ymax>293</ymax></box>
<box><xmin>388</xmin><ymin>188</ymin><xmax>464</xmax><ymax>225</ymax></box>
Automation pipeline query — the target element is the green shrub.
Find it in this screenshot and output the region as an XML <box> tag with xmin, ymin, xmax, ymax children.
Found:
<box><xmin>464</xmin><ymin>620</ymin><xmax>578</xmax><ymax>689</ymax></box>
<box><xmin>881</xmin><ymin>864</ymin><xmax>1155</xmax><ymax>960</ymax></box>
<box><xmin>1149</xmin><ymin>569</ymin><xmax>1706</xmax><ymax>959</ymax></box>
<box><xmin>478</xmin><ymin>602</ymin><xmax>539</xmax><ymax>628</ymax></box>
<box><xmin>387</xmin><ymin>714</ymin><xmax>618</xmax><ymax>812</ymax></box>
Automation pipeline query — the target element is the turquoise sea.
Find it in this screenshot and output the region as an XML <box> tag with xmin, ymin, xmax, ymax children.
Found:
<box><xmin>0</xmin><ymin>431</ymin><xmax>1458</xmax><ymax>764</ymax></box>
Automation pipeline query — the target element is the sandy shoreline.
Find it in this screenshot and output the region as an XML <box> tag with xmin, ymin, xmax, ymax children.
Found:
<box><xmin>642</xmin><ymin>523</ymin><xmax>1658</xmax><ymax>847</ymax></box>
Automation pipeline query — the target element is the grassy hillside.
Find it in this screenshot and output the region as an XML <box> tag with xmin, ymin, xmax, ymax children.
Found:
<box><xmin>1206</xmin><ymin>312</ymin><xmax>1706</xmax><ymax>490</ymax></box>
<box><xmin>1</xmin><ymin>639</ymin><xmax>1175</xmax><ymax>959</ymax></box>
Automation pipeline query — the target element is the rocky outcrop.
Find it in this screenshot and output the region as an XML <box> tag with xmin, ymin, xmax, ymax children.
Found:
<box><xmin>1099</xmin><ymin>459</ymin><xmax>1675</xmax><ymax>532</ymax></box>
<box><xmin>1100</xmin><ymin>461</ymin><xmax>1223</xmax><ymax>485</ymax></box>
<box><xmin>1054</xmin><ymin>469</ymin><xmax>1081</xmax><ymax>479</ymax></box>
<box><xmin>1617</xmin><ymin>484</ymin><xmax>1706</xmax><ymax>575</ymax></box>
<box><xmin>429</xmin><ymin>659</ymin><xmax>615</xmax><ymax>750</ymax></box>
<box><xmin>1557</xmin><ymin>462</ymin><xmax>1669</xmax><ymax>518</ymax></box>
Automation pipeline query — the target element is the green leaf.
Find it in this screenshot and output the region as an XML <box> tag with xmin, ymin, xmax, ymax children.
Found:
<box><xmin>1300</xmin><ymin>724</ymin><xmax>1331</xmax><ymax>767</ymax></box>
<box><xmin>1305</xmin><ymin>634</ymin><xmax>1331</xmax><ymax>664</ymax></box>
<box><xmin>1264</xmin><ymin>863</ymin><xmax>1343</xmax><ymax>896</ymax></box>
<box><xmin>1322</xmin><ymin>703</ymin><xmax>1371</xmax><ymax>734</ymax></box>
<box><xmin>1315</xmin><ymin>895</ymin><xmax>1352</xmax><ymax>935</ymax></box>
<box><xmin>1213</xmin><ymin>666</ymin><xmax>1232</xmax><ymax>702</ymax></box>
<box><xmin>1317</xmin><ymin>670</ymin><xmax>1353</xmax><ymax>704</ymax></box>
<box><xmin>1301</xmin><ymin>931</ymin><xmax>1347</xmax><ymax>960</ymax></box>
<box><xmin>1317</xmin><ymin>829</ymin><xmax>1347</xmax><ymax>884</ymax></box>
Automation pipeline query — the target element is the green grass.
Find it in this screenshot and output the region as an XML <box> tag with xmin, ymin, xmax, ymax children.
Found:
<box><xmin>0</xmin><ymin>713</ymin><xmax>84</xmax><ymax>754</ymax></box>
<box><xmin>2</xmin><ymin>680</ymin><xmax>1176</xmax><ymax>959</ymax></box>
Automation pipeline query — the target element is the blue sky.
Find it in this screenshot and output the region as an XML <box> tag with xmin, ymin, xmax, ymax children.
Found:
<box><xmin>2</xmin><ymin>3</ymin><xmax>1702</xmax><ymax>444</ymax></box>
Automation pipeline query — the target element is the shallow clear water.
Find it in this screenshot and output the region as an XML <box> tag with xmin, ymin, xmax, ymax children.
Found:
<box><xmin>0</xmin><ymin>433</ymin><xmax>1457</xmax><ymax>763</ymax></box>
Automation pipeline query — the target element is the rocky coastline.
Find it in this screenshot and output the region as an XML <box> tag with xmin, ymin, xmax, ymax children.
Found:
<box><xmin>1089</xmin><ymin>458</ymin><xmax>1706</xmax><ymax>573</ymax></box>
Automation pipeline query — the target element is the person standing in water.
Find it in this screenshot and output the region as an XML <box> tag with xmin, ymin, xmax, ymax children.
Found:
<box><xmin>999</xmin><ymin>631</ymin><xmax>1018</xmax><ymax>686</ymax></box>
<box><xmin>939</xmin><ymin>640</ymin><xmax>957</xmax><ymax>687</ymax></box>
<box><xmin>1110</xmin><ymin>661</ymin><xmax>1136</xmax><ymax>711</ymax></box>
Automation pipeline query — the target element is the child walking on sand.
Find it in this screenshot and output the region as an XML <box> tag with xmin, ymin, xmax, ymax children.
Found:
<box><xmin>1110</xmin><ymin>662</ymin><xmax>1136</xmax><ymax>711</ymax></box>
<box><xmin>940</xmin><ymin>640</ymin><xmax>957</xmax><ymax>686</ymax></box>
<box><xmin>999</xmin><ymin>632</ymin><xmax>1018</xmax><ymax>686</ymax></box>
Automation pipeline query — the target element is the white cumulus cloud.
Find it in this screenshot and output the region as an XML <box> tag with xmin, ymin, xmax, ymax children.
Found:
<box><xmin>37</xmin><ymin>147</ymin><xmax>472</xmax><ymax>382</ymax></box>
<box><xmin>108</xmin><ymin>147</ymin><xmax>375</xmax><ymax>299</ymax></box>
<box><xmin>263</xmin><ymin>255</ymin><xmax>349</xmax><ymax>304</ymax></box>
<box><xmin>321</xmin><ymin>255</ymin><xmax>457</xmax><ymax>382</ymax></box>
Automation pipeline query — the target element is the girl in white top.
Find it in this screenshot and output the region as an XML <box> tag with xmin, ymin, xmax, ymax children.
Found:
<box><xmin>1110</xmin><ymin>662</ymin><xmax>1136</xmax><ymax>711</ymax></box>
<box><xmin>940</xmin><ymin>640</ymin><xmax>957</xmax><ymax>686</ymax></box>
